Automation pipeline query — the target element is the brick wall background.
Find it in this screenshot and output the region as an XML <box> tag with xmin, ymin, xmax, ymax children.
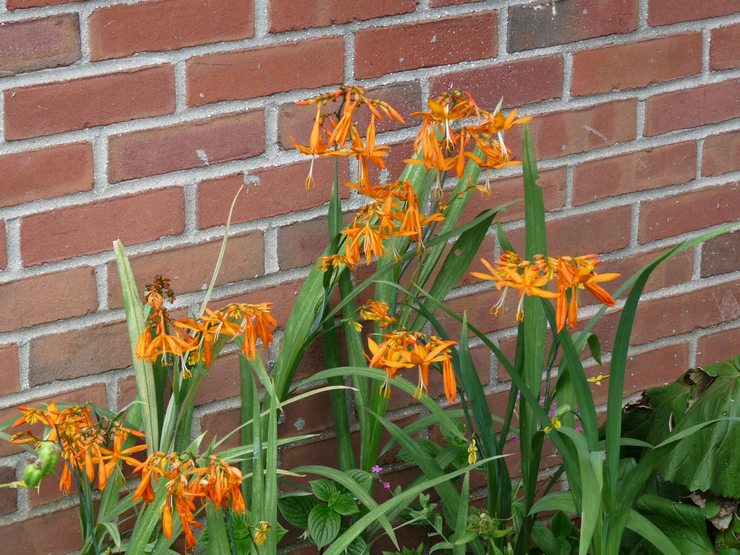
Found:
<box><xmin>0</xmin><ymin>0</ymin><xmax>738</xmax><ymax>551</ymax></box>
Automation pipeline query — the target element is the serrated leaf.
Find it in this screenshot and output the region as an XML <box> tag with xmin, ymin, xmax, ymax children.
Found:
<box><xmin>308</xmin><ymin>504</ymin><xmax>341</xmax><ymax>548</ymax></box>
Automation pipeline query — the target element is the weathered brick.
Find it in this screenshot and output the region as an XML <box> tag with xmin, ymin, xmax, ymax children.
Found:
<box><xmin>509</xmin><ymin>204</ymin><xmax>633</xmax><ymax>256</ymax></box>
<box><xmin>0</xmin><ymin>14</ymin><xmax>80</xmax><ymax>76</ymax></box>
<box><xmin>460</xmin><ymin>167</ymin><xmax>568</xmax><ymax>224</ymax></box>
<box><xmin>430</xmin><ymin>55</ymin><xmax>564</xmax><ymax>109</ymax></box>
<box><xmin>631</xmin><ymin>281</ymin><xmax>740</xmax><ymax>345</ymax></box>
<box><xmin>608</xmin><ymin>246</ymin><xmax>694</xmax><ymax>295</ymax></box>
<box><xmin>0</xmin><ymin>467</ymin><xmax>16</xmax><ymax>516</ymax></box>
<box><xmin>29</xmin><ymin>320</ymin><xmax>130</xmax><ymax>386</ymax></box>
<box><xmin>648</xmin><ymin>0</ymin><xmax>739</xmax><ymax>26</ymax></box>
<box><xmin>573</xmin><ymin>142</ymin><xmax>697</xmax><ymax>205</ymax></box>
<box><xmin>187</xmin><ymin>37</ymin><xmax>343</xmax><ymax>107</ymax></box>
<box><xmin>7</xmin><ymin>0</ymin><xmax>75</xmax><ymax>9</ymax></box>
<box><xmin>572</xmin><ymin>33</ymin><xmax>702</xmax><ymax>96</ymax></box>
<box><xmin>0</xmin><ymin>223</ymin><xmax>6</xmax><ymax>270</ymax></box>
<box><xmin>507</xmin><ymin>99</ymin><xmax>638</xmax><ymax>160</ymax></box>
<box><xmin>89</xmin><ymin>0</ymin><xmax>254</xmax><ymax>61</ymax></box>
<box><xmin>108</xmin><ymin>111</ymin><xmax>264</xmax><ymax>182</ymax></box>
<box><xmin>4</xmin><ymin>65</ymin><xmax>175</xmax><ymax>140</ymax></box>
<box><xmin>587</xmin><ymin>343</ymin><xmax>689</xmax><ymax>405</ymax></box>
<box><xmin>0</xmin><ymin>344</ymin><xmax>20</xmax><ymax>395</ymax></box>
<box><xmin>701</xmin><ymin>230</ymin><xmax>739</xmax><ymax>277</ymax></box>
<box><xmin>0</xmin><ymin>504</ymin><xmax>82</xmax><ymax>553</ymax></box>
<box><xmin>21</xmin><ymin>188</ymin><xmax>185</xmax><ymax>265</ymax></box>
<box><xmin>711</xmin><ymin>24</ymin><xmax>740</xmax><ymax>71</ymax></box>
<box><xmin>508</xmin><ymin>0</ymin><xmax>638</xmax><ymax>52</ymax></box>
<box><xmin>0</xmin><ymin>384</ymin><xmax>107</xmax><ymax>457</ymax></box>
<box><xmin>278</xmin><ymin>81</ymin><xmax>421</xmax><ymax>149</ymax></box>
<box><xmin>278</xmin><ymin>217</ymin><xmax>332</xmax><ymax>271</ymax></box>
<box><xmin>639</xmin><ymin>183</ymin><xmax>739</xmax><ymax>243</ymax></box>
<box><xmin>196</xmin><ymin>159</ymin><xmax>349</xmax><ymax>229</ymax></box>
<box><xmin>0</xmin><ymin>268</ymin><xmax>97</xmax><ymax>333</ymax></box>
<box><xmin>697</xmin><ymin>326</ymin><xmax>740</xmax><ymax>366</ymax></box>
<box><xmin>431</xmin><ymin>0</ymin><xmax>483</xmax><ymax>6</ymax></box>
<box><xmin>355</xmin><ymin>12</ymin><xmax>497</xmax><ymax>79</ymax></box>
<box><xmin>0</xmin><ymin>142</ymin><xmax>93</xmax><ymax>208</ymax></box>
<box><xmin>269</xmin><ymin>0</ymin><xmax>417</xmax><ymax>32</ymax></box>
<box><xmin>702</xmin><ymin>130</ymin><xmax>740</xmax><ymax>177</ymax></box>
<box><xmin>107</xmin><ymin>231</ymin><xmax>264</xmax><ymax>308</ymax></box>
<box><xmin>645</xmin><ymin>79</ymin><xmax>740</xmax><ymax>136</ymax></box>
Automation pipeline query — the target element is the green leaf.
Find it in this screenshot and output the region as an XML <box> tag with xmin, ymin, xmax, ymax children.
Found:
<box><xmin>311</xmin><ymin>479</ymin><xmax>339</xmax><ymax>502</ymax></box>
<box><xmin>308</xmin><ymin>504</ymin><xmax>341</xmax><ymax>548</ymax></box>
<box><xmin>635</xmin><ymin>495</ymin><xmax>714</xmax><ymax>554</ymax></box>
<box><xmin>345</xmin><ymin>536</ymin><xmax>369</xmax><ymax>555</ymax></box>
<box><xmin>586</xmin><ymin>333</ymin><xmax>602</xmax><ymax>365</ymax></box>
<box><xmin>452</xmin><ymin>472</ymin><xmax>470</xmax><ymax>555</ymax></box>
<box><xmin>625</xmin><ymin>509</ymin><xmax>681</xmax><ymax>555</ymax></box>
<box><xmin>204</xmin><ymin>504</ymin><xmax>230</xmax><ymax>555</ymax></box>
<box><xmin>345</xmin><ymin>469</ymin><xmax>373</xmax><ymax>493</ymax></box>
<box><xmin>530</xmin><ymin>491</ymin><xmax>577</xmax><ymax>516</ymax></box>
<box><xmin>531</xmin><ymin>520</ymin><xmax>559</xmax><ymax>555</ymax></box>
<box><xmin>331</xmin><ymin>493</ymin><xmax>360</xmax><ymax>516</ymax></box>
<box><xmin>278</xmin><ymin>494</ymin><xmax>318</xmax><ymax>529</ymax></box>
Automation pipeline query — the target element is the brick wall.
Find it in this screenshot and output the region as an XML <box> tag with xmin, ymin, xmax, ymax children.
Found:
<box><xmin>0</xmin><ymin>0</ymin><xmax>738</xmax><ymax>551</ymax></box>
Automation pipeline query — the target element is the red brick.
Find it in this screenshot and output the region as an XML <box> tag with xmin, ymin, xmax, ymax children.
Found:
<box><xmin>645</xmin><ymin>79</ymin><xmax>740</xmax><ymax>136</ymax></box>
<box><xmin>187</xmin><ymin>37</ymin><xmax>343</xmax><ymax>107</ymax></box>
<box><xmin>587</xmin><ymin>343</ymin><xmax>689</xmax><ymax>405</ymax></box>
<box><xmin>430</xmin><ymin>55</ymin><xmax>563</xmax><ymax>109</ymax></box>
<box><xmin>0</xmin><ymin>143</ymin><xmax>93</xmax><ymax>208</ymax></box>
<box><xmin>355</xmin><ymin>12</ymin><xmax>497</xmax><ymax>79</ymax></box>
<box><xmin>0</xmin><ymin>505</ymin><xmax>83</xmax><ymax>554</ymax></box>
<box><xmin>0</xmin><ymin>344</ymin><xmax>20</xmax><ymax>395</ymax></box>
<box><xmin>608</xmin><ymin>246</ymin><xmax>694</xmax><ymax>295</ymax></box>
<box><xmin>196</xmin><ymin>159</ymin><xmax>349</xmax><ymax>229</ymax></box>
<box><xmin>509</xmin><ymin>0</ymin><xmax>637</xmax><ymax>52</ymax></box>
<box><xmin>507</xmin><ymin>99</ymin><xmax>638</xmax><ymax>160</ymax></box>
<box><xmin>573</xmin><ymin>142</ymin><xmax>697</xmax><ymax>205</ymax></box>
<box><xmin>0</xmin><ymin>467</ymin><xmax>16</xmax><ymax>516</ymax></box>
<box><xmin>431</xmin><ymin>0</ymin><xmax>483</xmax><ymax>6</ymax></box>
<box><xmin>7</xmin><ymin>0</ymin><xmax>75</xmax><ymax>8</ymax></box>
<box><xmin>0</xmin><ymin>14</ymin><xmax>80</xmax><ymax>76</ymax></box>
<box><xmin>701</xmin><ymin>230</ymin><xmax>739</xmax><ymax>277</ymax></box>
<box><xmin>0</xmin><ymin>384</ymin><xmax>107</xmax><ymax>457</ymax></box>
<box><xmin>572</xmin><ymin>33</ymin><xmax>702</xmax><ymax>96</ymax></box>
<box><xmin>90</xmin><ymin>0</ymin><xmax>254</xmax><ymax>61</ymax></box>
<box><xmin>269</xmin><ymin>0</ymin><xmax>417</xmax><ymax>32</ymax></box>
<box><xmin>278</xmin><ymin>217</ymin><xmax>332</xmax><ymax>271</ymax></box>
<box><xmin>4</xmin><ymin>65</ymin><xmax>175</xmax><ymax>141</ymax></box>
<box><xmin>0</xmin><ymin>223</ymin><xmax>6</xmax><ymax>270</ymax></box>
<box><xmin>702</xmin><ymin>130</ymin><xmax>740</xmax><ymax>177</ymax></box>
<box><xmin>509</xmin><ymin>205</ymin><xmax>633</xmax><ymax>256</ymax></box>
<box><xmin>648</xmin><ymin>0</ymin><xmax>739</xmax><ymax>26</ymax></box>
<box><xmin>108</xmin><ymin>111</ymin><xmax>264</xmax><ymax>182</ymax></box>
<box><xmin>195</xmin><ymin>352</ymin><xmax>241</xmax><ymax>406</ymax></box>
<box><xmin>21</xmin><ymin>188</ymin><xmax>185</xmax><ymax>265</ymax></box>
<box><xmin>631</xmin><ymin>281</ymin><xmax>740</xmax><ymax>345</ymax></box>
<box><xmin>107</xmin><ymin>231</ymin><xmax>264</xmax><ymax>308</ymax></box>
<box><xmin>278</xmin><ymin>82</ymin><xmax>421</xmax><ymax>149</ymax></box>
<box><xmin>0</xmin><ymin>268</ymin><xmax>97</xmax><ymax>332</ymax></box>
<box><xmin>711</xmin><ymin>24</ymin><xmax>740</xmax><ymax>71</ymax></box>
<box><xmin>639</xmin><ymin>182</ymin><xmax>739</xmax><ymax>243</ymax></box>
<box><xmin>29</xmin><ymin>320</ymin><xmax>130</xmax><ymax>386</ymax></box>
<box><xmin>697</xmin><ymin>326</ymin><xmax>740</xmax><ymax>366</ymax></box>
<box><xmin>460</xmin><ymin>167</ymin><xmax>567</xmax><ymax>224</ymax></box>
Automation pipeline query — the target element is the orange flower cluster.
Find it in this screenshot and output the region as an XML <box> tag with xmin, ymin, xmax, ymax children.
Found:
<box><xmin>292</xmin><ymin>85</ymin><xmax>404</xmax><ymax>189</ymax></box>
<box><xmin>358</xmin><ymin>300</ymin><xmax>396</xmax><ymax>329</ymax></box>
<box><xmin>368</xmin><ymin>328</ymin><xmax>458</xmax><ymax>403</ymax></box>
<box><xmin>409</xmin><ymin>91</ymin><xmax>530</xmax><ymax>178</ymax></box>
<box><xmin>471</xmin><ymin>252</ymin><xmax>620</xmax><ymax>331</ymax></box>
<box><xmin>135</xmin><ymin>276</ymin><xmax>276</xmax><ymax>369</ymax></box>
<box><xmin>12</xmin><ymin>403</ymin><xmax>146</xmax><ymax>492</ymax></box>
<box><xmin>133</xmin><ymin>451</ymin><xmax>246</xmax><ymax>548</ymax></box>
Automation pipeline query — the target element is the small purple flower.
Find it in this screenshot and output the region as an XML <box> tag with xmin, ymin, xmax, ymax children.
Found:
<box><xmin>382</xmin><ymin>481</ymin><xmax>391</xmax><ymax>490</ymax></box>
<box><xmin>371</xmin><ymin>465</ymin><xmax>383</xmax><ymax>475</ymax></box>
<box><xmin>575</xmin><ymin>422</ymin><xmax>584</xmax><ymax>433</ymax></box>
<box><xmin>512</xmin><ymin>434</ymin><xmax>520</xmax><ymax>443</ymax></box>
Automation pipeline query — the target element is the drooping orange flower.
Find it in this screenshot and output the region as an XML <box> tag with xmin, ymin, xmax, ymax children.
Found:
<box><xmin>359</xmin><ymin>300</ymin><xmax>396</xmax><ymax>329</ymax></box>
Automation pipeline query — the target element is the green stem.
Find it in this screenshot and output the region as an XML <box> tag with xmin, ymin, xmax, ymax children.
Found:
<box><xmin>239</xmin><ymin>355</ymin><xmax>255</xmax><ymax>500</ymax></box>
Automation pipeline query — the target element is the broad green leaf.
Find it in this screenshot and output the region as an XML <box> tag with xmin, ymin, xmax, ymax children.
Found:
<box><xmin>635</xmin><ymin>494</ymin><xmax>714</xmax><ymax>554</ymax></box>
<box><xmin>625</xmin><ymin>509</ymin><xmax>681</xmax><ymax>555</ymax></box>
<box><xmin>308</xmin><ymin>504</ymin><xmax>341</xmax><ymax>548</ymax></box>
<box><xmin>530</xmin><ymin>491</ymin><xmax>577</xmax><ymax>516</ymax></box>
<box><xmin>331</xmin><ymin>493</ymin><xmax>360</xmax><ymax>516</ymax></box>
<box><xmin>311</xmin><ymin>479</ymin><xmax>339</xmax><ymax>502</ymax></box>
<box><xmin>278</xmin><ymin>495</ymin><xmax>318</xmax><ymax>529</ymax></box>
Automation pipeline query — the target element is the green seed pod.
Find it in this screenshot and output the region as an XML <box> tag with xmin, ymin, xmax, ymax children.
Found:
<box><xmin>37</xmin><ymin>442</ymin><xmax>58</xmax><ymax>476</ymax></box>
<box><xmin>22</xmin><ymin>463</ymin><xmax>42</xmax><ymax>488</ymax></box>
